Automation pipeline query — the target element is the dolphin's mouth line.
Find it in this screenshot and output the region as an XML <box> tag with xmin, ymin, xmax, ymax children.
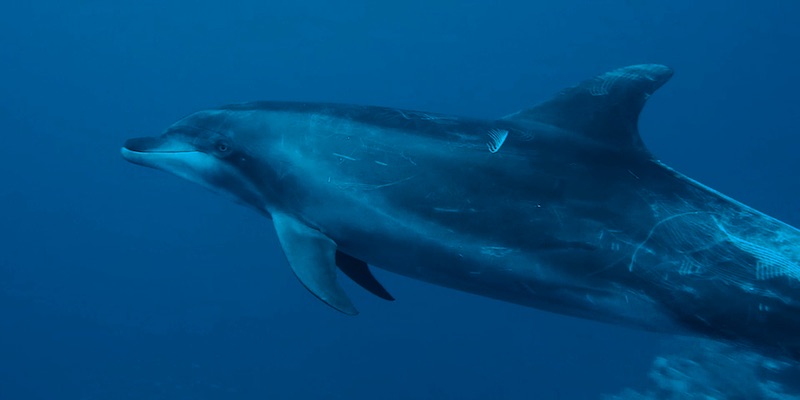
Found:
<box><xmin>120</xmin><ymin>147</ymin><xmax>206</xmax><ymax>168</ymax></box>
<box><xmin>121</xmin><ymin>148</ymin><xmax>198</xmax><ymax>154</ymax></box>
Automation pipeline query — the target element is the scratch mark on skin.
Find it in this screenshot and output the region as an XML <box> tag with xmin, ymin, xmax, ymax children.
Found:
<box><xmin>629</xmin><ymin>211</ymin><xmax>706</xmax><ymax>272</ymax></box>
<box><xmin>550</xmin><ymin>207</ymin><xmax>564</xmax><ymax>227</ymax></box>
<box><xmin>400</xmin><ymin>152</ymin><xmax>417</xmax><ymax>166</ymax></box>
<box><xmin>628</xmin><ymin>170</ymin><xmax>640</xmax><ymax>180</ymax></box>
<box><xmin>433</xmin><ymin>207</ymin><xmax>478</xmax><ymax>213</ymax></box>
<box><xmin>714</xmin><ymin>218</ymin><xmax>800</xmax><ymax>281</ymax></box>
<box><xmin>678</xmin><ymin>259</ymin><xmax>703</xmax><ymax>276</ymax></box>
<box><xmin>332</xmin><ymin>152</ymin><xmax>357</xmax><ymax>161</ymax></box>
<box><xmin>275</xmin><ymin>161</ymin><xmax>291</xmax><ymax>180</ymax></box>
<box><xmin>418</xmin><ymin>113</ymin><xmax>442</xmax><ymax>121</ymax></box>
<box><xmin>374</xmin><ymin>161</ymin><xmax>388</xmax><ymax>166</ymax></box>
<box><xmin>520</xmin><ymin>282</ymin><xmax>537</xmax><ymax>295</ymax></box>
<box><xmin>337</xmin><ymin>176</ymin><xmax>416</xmax><ymax>191</ymax></box>
<box><xmin>481</xmin><ymin>246</ymin><xmax>513</xmax><ymax>257</ymax></box>
<box><xmin>694</xmin><ymin>315</ymin><xmax>712</xmax><ymax>327</ymax></box>
<box><xmin>374</xmin><ymin>176</ymin><xmax>416</xmax><ymax>189</ymax></box>
<box><xmin>589</xmin><ymin>70</ymin><xmax>642</xmax><ymax>96</ymax></box>
<box><xmin>390</xmin><ymin>109</ymin><xmax>453</xmax><ymax>122</ymax></box>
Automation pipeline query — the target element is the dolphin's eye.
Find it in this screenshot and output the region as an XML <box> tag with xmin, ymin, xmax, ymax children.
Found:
<box><xmin>216</xmin><ymin>143</ymin><xmax>229</xmax><ymax>152</ymax></box>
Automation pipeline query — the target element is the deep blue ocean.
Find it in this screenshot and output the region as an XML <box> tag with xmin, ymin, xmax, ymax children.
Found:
<box><xmin>2</xmin><ymin>1</ymin><xmax>800</xmax><ymax>399</ymax></box>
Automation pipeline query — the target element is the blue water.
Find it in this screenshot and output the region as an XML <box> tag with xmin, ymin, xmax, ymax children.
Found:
<box><xmin>2</xmin><ymin>1</ymin><xmax>799</xmax><ymax>398</ymax></box>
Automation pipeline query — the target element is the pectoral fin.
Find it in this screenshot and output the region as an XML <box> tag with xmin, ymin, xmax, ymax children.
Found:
<box><xmin>271</xmin><ymin>212</ymin><xmax>358</xmax><ymax>315</ymax></box>
<box><xmin>335</xmin><ymin>251</ymin><xmax>394</xmax><ymax>301</ymax></box>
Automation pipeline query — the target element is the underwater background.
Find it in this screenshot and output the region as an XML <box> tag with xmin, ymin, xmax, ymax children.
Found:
<box><xmin>2</xmin><ymin>1</ymin><xmax>800</xmax><ymax>398</ymax></box>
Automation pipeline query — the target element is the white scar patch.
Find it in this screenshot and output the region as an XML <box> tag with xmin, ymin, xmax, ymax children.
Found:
<box><xmin>589</xmin><ymin>65</ymin><xmax>663</xmax><ymax>96</ymax></box>
<box><xmin>486</xmin><ymin>129</ymin><xmax>509</xmax><ymax>153</ymax></box>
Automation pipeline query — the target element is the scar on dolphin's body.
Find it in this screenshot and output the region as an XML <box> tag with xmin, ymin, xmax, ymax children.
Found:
<box><xmin>486</xmin><ymin>129</ymin><xmax>509</xmax><ymax>153</ymax></box>
<box><xmin>122</xmin><ymin>64</ymin><xmax>800</xmax><ymax>360</ymax></box>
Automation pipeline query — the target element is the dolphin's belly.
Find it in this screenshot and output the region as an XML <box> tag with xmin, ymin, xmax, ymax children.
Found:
<box><xmin>310</xmin><ymin>159</ymin><xmax>800</xmax><ymax>355</ymax></box>
<box><xmin>310</xmin><ymin>189</ymin><xmax>681</xmax><ymax>331</ymax></box>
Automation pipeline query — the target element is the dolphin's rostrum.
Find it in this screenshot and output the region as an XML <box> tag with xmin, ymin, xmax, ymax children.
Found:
<box><xmin>122</xmin><ymin>65</ymin><xmax>800</xmax><ymax>359</ymax></box>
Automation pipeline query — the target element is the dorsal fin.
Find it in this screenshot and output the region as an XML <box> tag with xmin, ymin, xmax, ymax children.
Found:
<box><xmin>502</xmin><ymin>64</ymin><xmax>673</xmax><ymax>151</ymax></box>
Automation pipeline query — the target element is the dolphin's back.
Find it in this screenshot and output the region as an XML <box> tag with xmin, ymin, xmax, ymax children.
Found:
<box><xmin>219</xmin><ymin>101</ymin><xmax>499</xmax><ymax>141</ymax></box>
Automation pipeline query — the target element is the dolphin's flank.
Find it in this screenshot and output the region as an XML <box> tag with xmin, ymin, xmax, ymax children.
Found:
<box><xmin>122</xmin><ymin>64</ymin><xmax>800</xmax><ymax>360</ymax></box>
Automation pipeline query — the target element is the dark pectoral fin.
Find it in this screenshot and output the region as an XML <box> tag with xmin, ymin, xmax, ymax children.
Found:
<box><xmin>271</xmin><ymin>213</ymin><xmax>358</xmax><ymax>315</ymax></box>
<box><xmin>335</xmin><ymin>251</ymin><xmax>394</xmax><ymax>301</ymax></box>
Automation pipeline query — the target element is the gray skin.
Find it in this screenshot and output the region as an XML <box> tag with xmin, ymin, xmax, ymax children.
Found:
<box><xmin>122</xmin><ymin>65</ymin><xmax>800</xmax><ymax>360</ymax></box>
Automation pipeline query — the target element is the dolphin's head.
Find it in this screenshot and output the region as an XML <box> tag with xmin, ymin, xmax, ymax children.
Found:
<box><xmin>121</xmin><ymin>109</ymin><xmax>275</xmax><ymax>213</ymax></box>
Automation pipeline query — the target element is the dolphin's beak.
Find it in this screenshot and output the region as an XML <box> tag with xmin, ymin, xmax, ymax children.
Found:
<box><xmin>121</xmin><ymin>136</ymin><xmax>198</xmax><ymax>168</ymax></box>
<box><xmin>121</xmin><ymin>134</ymin><xmax>253</xmax><ymax>208</ymax></box>
<box><xmin>123</xmin><ymin>137</ymin><xmax>170</xmax><ymax>153</ymax></box>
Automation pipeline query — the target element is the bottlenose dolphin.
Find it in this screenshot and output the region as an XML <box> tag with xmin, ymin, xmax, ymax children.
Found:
<box><xmin>122</xmin><ymin>65</ymin><xmax>800</xmax><ymax>359</ymax></box>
